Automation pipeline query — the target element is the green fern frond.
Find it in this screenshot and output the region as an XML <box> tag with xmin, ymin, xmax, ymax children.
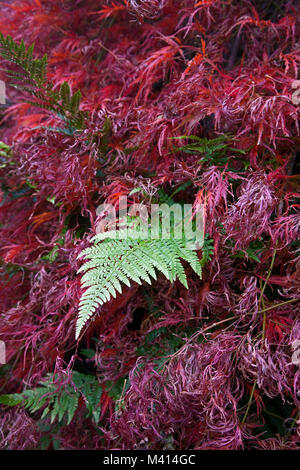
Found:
<box><xmin>0</xmin><ymin>33</ymin><xmax>47</xmax><ymax>87</ymax></box>
<box><xmin>172</xmin><ymin>134</ymin><xmax>246</xmax><ymax>167</ymax></box>
<box><xmin>76</xmin><ymin>226</ymin><xmax>207</xmax><ymax>339</ymax></box>
<box><xmin>200</xmin><ymin>234</ymin><xmax>214</xmax><ymax>266</ymax></box>
<box><xmin>0</xmin><ymin>371</ymin><xmax>102</xmax><ymax>424</ymax></box>
<box><xmin>0</xmin><ymin>33</ymin><xmax>86</xmax><ymax>129</ymax></box>
<box><xmin>0</xmin><ymin>141</ymin><xmax>13</xmax><ymax>168</ymax></box>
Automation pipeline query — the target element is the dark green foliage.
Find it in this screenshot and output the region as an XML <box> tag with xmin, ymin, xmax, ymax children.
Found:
<box><xmin>173</xmin><ymin>134</ymin><xmax>247</xmax><ymax>168</ymax></box>
<box><xmin>76</xmin><ymin>225</ymin><xmax>205</xmax><ymax>339</ymax></box>
<box><xmin>0</xmin><ymin>33</ymin><xmax>87</xmax><ymax>129</ymax></box>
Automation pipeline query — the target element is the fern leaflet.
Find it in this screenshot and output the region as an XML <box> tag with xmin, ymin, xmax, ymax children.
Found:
<box><xmin>0</xmin><ymin>33</ymin><xmax>87</xmax><ymax>129</ymax></box>
<box><xmin>0</xmin><ymin>371</ymin><xmax>102</xmax><ymax>424</ymax></box>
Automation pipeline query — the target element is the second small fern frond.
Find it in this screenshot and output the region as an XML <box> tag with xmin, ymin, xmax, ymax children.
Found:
<box><xmin>0</xmin><ymin>33</ymin><xmax>87</xmax><ymax>129</ymax></box>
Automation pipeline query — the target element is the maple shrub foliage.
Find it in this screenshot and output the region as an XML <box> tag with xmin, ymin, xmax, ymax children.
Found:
<box><xmin>0</xmin><ymin>0</ymin><xmax>299</xmax><ymax>451</ymax></box>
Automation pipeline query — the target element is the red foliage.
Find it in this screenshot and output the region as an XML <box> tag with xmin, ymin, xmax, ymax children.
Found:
<box><xmin>0</xmin><ymin>0</ymin><xmax>299</xmax><ymax>450</ymax></box>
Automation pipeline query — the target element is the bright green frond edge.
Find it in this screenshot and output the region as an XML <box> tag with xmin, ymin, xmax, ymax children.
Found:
<box><xmin>76</xmin><ymin>227</ymin><xmax>214</xmax><ymax>339</ymax></box>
